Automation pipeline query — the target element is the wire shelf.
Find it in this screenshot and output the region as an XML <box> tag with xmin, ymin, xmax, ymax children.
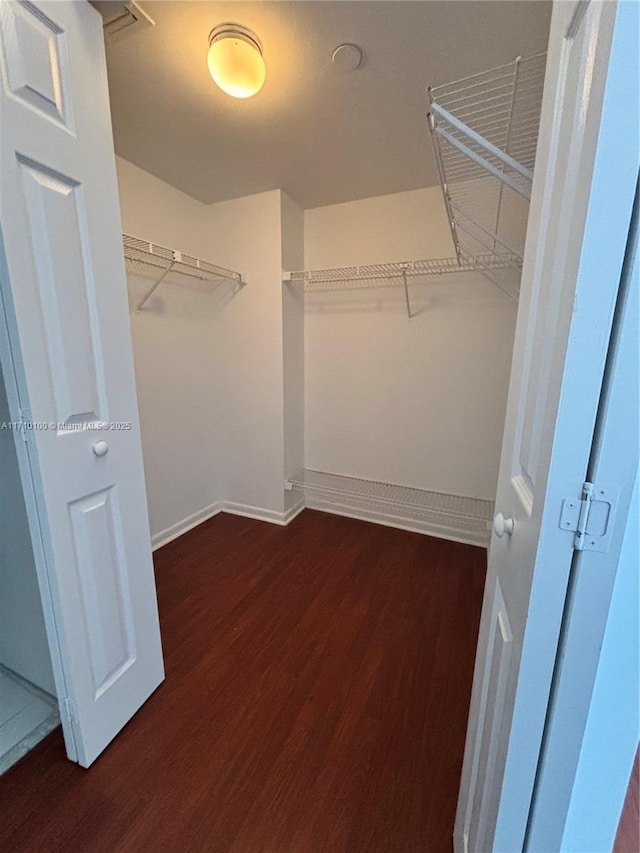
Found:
<box><xmin>284</xmin><ymin>254</ymin><xmax>520</xmax><ymax>312</ymax></box>
<box><xmin>287</xmin><ymin>469</ymin><xmax>493</xmax><ymax>542</ymax></box>
<box><xmin>123</xmin><ymin>234</ymin><xmax>243</xmax><ymax>310</ymax></box>
<box><xmin>286</xmin><ymin>254</ymin><xmax>518</xmax><ymax>287</ymax></box>
<box><xmin>428</xmin><ymin>53</ymin><xmax>547</xmax><ymax>283</ymax></box>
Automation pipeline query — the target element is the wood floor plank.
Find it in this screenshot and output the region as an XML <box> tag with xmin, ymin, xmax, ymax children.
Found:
<box><xmin>615</xmin><ymin>748</ymin><xmax>639</xmax><ymax>853</ymax></box>
<box><xmin>0</xmin><ymin>510</ymin><xmax>485</xmax><ymax>852</ymax></box>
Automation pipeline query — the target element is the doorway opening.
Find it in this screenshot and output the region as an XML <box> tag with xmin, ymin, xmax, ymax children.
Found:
<box><xmin>0</xmin><ymin>362</ymin><xmax>58</xmax><ymax>775</ymax></box>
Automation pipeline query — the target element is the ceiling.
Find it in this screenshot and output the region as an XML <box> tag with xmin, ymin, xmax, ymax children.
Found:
<box><xmin>102</xmin><ymin>1</ymin><xmax>552</xmax><ymax>209</ymax></box>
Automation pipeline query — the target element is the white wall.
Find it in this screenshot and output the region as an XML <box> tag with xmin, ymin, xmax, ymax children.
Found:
<box><xmin>117</xmin><ymin>157</ymin><xmax>227</xmax><ymax>541</ymax></box>
<box><xmin>202</xmin><ymin>189</ymin><xmax>288</xmax><ymax>519</ymax></box>
<box><xmin>0</xmin><ymin>367</ymin><xmax>55</xmax><ymax>695</ymax></box>
<box><xmin>117</xmin><ymin>161</ymin><xmax>516</xmax><ymax>540</ymax></box>
<box><xmin>116</xmin><ymin>159</ymin><xmax>297</xmax><ymax>540</ymax></box>
<box><xmin>281</xmin><ymin>192</ymin><xmax>305</xmax><ymax>516</ymax></box>
<box><xmin>304</xmin><ymin>187</ymin><xmax>517</xmax><ymax>500</ymax></box>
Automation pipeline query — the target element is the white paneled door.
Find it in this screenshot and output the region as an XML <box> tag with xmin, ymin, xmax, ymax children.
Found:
<box><xmin>0</xmin><ymin>0</ymin><xmax>163</xmax><ymax>766</ymax></box>
<box><xmin>455</xmin><ymin>2</ymin><xmax>639</xmax><ymax>851</ymax></box>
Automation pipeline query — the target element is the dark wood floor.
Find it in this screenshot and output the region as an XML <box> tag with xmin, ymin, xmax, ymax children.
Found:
<box><xmin>0</xmin><ymin>510</ymin><xmax>486</xmax><ymax>852</ymax></box>
<box><xmin>615</xmin><ymin>748</ymin><xmax>639</xmax><ymax>853</ymax></box>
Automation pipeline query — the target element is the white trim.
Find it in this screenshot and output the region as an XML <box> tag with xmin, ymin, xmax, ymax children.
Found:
<box><xmin>283</xmin><ymin>498</ymin><xmax>305</xmax><ymax>525</ymax></box>
<box><xmin>151</xmin><ymin>501</ymin><xmax>223</xmax><ymax>550</ymax></box>
<box><xmin>305</xmin><ymin>496</ymin><xmax>490</xmax><ymax>548</ymax></box>
<box><xmin>222</xmin><ymin>500</ymin><xmax>294</xmax><ymax>527</ymax></box>
<box><xmin>150</xmin><ymin>483</ymin><xmax>488</xmax><ymax>553</ymax></box>
<box><xmin>151</xmin><ymin>497</ymin><xmax>306</xmax><ymax>551</ymax></box>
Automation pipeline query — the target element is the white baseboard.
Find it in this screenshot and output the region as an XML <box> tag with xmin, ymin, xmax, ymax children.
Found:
<box><xmin>222</xmin><ymin>498</ymin><xmax>304</xmax><ymax>527</ymax></box>
<box><xmin>305</xmin><ymin>497</ymin><xmax>489</xmax><ymax>547</ymax></box>
<box><xmin>151</xmin><ymin>477</ymin><xmax>490</xmax><ymax>552</ymax></box>
<box><xmin>222</xmin><ymin>501</ymin><xmax>286</xmax><ymax>525</ymax></box>
<box><xmin>151</xmin><ymin>497</ymin><xmax>306</xmax><ymax>552</ymax></box>
<box><xmin>151</xmin><ymin>501</ymin><xmax>223</xmax><ymax>550</ymax></box>
<box><xmin>283</xmin><ymin>497</ymin><xmax>305</xmax><ymax>525</ymax></box>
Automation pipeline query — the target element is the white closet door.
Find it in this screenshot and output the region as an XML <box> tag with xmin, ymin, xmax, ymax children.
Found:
<box><xmin>454</xmin><ymin>1</ymin><xmax>638</xmax><ymax>851</ymax></box>
<box><xmin>0</xmin><ymin>0</ymin><xmax>163</xmax><ymax>766</ymax></box>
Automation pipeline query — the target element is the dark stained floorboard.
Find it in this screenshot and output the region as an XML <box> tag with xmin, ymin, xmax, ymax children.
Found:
<box><xmin>615</xmin><ymin>748</ymin><xmax>639</xmax><ymax>853</ymax></box>
<box><xmin>0</xmin><ymin>510</ymin><xmax>486</xmax><ymax>852</ymax></box>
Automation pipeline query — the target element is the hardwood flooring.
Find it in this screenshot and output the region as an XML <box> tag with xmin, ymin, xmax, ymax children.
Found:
<box><xmin>0</xmin><ymin>510</ymin><xmax>486</xmax><ymax>852</ymax></box>
<box><xmin>615</xmin><ymin>748</ymin><xmax>639</xmax><ymax>853</ymax></box>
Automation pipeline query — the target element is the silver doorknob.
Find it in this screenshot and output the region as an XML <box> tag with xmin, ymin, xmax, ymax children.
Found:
<box><xmin>493</xmin><ymin>512</ymin><xmax>514</xmax><ymax>538</ymax></box>
<box><xmin>92</xmin><ymin>441</ymin><xmax>109</xmax><ymax>457</ymax></box>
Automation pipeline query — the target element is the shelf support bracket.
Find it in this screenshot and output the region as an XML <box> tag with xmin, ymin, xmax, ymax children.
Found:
<box><xmin>401</xmin><ymin>268</ymin><xmax>412</xmax><ymax>319</ymax></box>
<box><xmin>136</xmin><ymin>259</ymin><xmax>176</xmax><ymax>311</ymax></box>
<box><xmin>430</xmin><ymin>101</ymin><xmax>534</xmax><ymax>197</ymax></box>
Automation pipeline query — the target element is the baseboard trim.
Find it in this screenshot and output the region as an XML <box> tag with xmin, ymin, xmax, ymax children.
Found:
<box><xmin>292</xmin><ymin>470</ymin><xmax>492</xmax><ymax>548</ymax></box>
<box><xmin>222</xmin><ymin>500</ymin><xmax>292</xmax><ymax>526</ymax></box>
<box><xmin>305</xmin><ymin>498</ymin><xmax>489</xmax><ymax>548</ymax></box>
<box><xmin>151</xmin><ymin>501</ymin><xmax>223</xmax><ymax>550</ymax></box>
<box><xmin>151</xmin><ymin>497</ymin><xmax>306</xmax><ymax>551</ymax></box>
<box><xmin>151</xmin><ymin>478</ymin><xmax>491</xmax><ymax>552</ymax></box>
<box><xmin>283</xmin><ymin>498</ymin><xmax>306</xmax><ymax>525</ymax></box>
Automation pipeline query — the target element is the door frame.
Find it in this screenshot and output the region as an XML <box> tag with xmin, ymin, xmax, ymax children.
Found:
<box><xmin>458</xmin><ymin>0</ymin><xmax>639</xmax><ymax>848</ymax></box>
<box><xmin>0</xmin><ymin>227</ymin><xmax>77</xmax><ymax>761</ymax></box>
<box><xmin>526</xmin><ymin>179</ymin><xmax>639</xmax><ymax>850</ymax></box>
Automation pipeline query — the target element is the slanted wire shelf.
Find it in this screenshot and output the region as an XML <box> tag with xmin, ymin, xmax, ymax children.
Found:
<box><xmin>284</xmin><ymin>253</ymin><xmax>521</xmax><ymax>313</ymax></box>
<box><xmin>428</xmin><ymin>53</ymin><xmax>547</xmax><ymax>297</ymax></box>
<box><xmin>287</xmin><ymin>469</ymin><xmax>493</xmax><ymax>540</ymax></box>
<box><xmin>123</xmin><ymin>234</ymin><xmax>243</xmax><ymax>310</ymax></box>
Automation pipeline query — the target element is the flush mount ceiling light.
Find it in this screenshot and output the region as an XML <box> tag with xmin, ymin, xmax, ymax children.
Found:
<box><xmin>207</xmin><ymin>23</ymin><xmax>266</xmax><ymax>99</ymax></box>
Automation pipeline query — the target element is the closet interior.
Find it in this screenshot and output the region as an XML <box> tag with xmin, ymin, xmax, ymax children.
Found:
<box><xmin>108</xmin><ymin>5</ymin><xmax>548</xmax><ymax>553</ymax></box>
<box><xmin>2</xmin><ymin>3</ymin><xmax>636</xmax><ymax>847</ymax></box>
<box><xmin>0</xmin><ymin>0</ymin><xmax>552</xmax><ymax>795</ymax></box>
<box><xmin>280</xmin><ymin>53</ymin><xmax>545</xmax><ymax>542</ymax></box>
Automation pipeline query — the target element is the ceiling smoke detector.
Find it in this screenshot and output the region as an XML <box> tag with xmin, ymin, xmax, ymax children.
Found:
<box><xmin>331</xmin><ymin>43</ymin><xmax>363</xmax><ymax>72</ymax></box>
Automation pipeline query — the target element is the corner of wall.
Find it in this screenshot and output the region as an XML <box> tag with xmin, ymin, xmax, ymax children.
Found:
<box><xmin>280</xmin><ymin>191</ymin><xmax>305</xmax><ymax>515</ymax></box>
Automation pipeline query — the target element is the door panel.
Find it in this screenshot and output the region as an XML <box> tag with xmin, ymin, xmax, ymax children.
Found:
<box><xmin>467</xmin><ymin>578</ymin><xmax>513</xmax><ymax>852</ymax></box>
<box><xmin>1</xmin><ymin>0</ymin><xmax>73</xmax><ymax>128</ymax></box>
<box><xmin>455</xmin><ymin>2</ymin><xmax>639</xmax><ymax>850</ymax></box>
<box><xmin>515</xmin><ymin>9</ymin><xmax>591</xmax><ymax>505</ymax></box>
<box><xmin>69</xmin><ymin>486</ymin><xmax>136</xmax><ymax>697</ymax></box>
<box><xmin>0</xmin><ymin>0</ymin><xmax>164</xmax><ymax>766</ymax></box>
<box><xmin>17</xmin><ymin>156</ymin><xmax>106</xmax><ymax>425</ymax></box>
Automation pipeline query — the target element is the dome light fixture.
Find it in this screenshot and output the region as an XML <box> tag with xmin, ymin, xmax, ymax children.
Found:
<box><xmin>207</xmin><ymin>23</ymin><xmax>266</xmax><ymax>99</ymax></box>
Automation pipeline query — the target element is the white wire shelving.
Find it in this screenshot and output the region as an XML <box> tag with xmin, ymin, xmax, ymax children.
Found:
<box><xmin>286</xmin><ymin>469</ymin><xmax>493</xmax><ymax>543</ymax></box>
<box><xmin>284</xmin><ymin>253</ymin><xmax>520</xmax><ymax>315</ymax></box>
<box><xmin>123</xmin><ymin>234</ymin><xmax>243</xmax><ymax>310</ymax></box>
<box><xmin>428</xmin><ymin>53</ymin><xmax>547</xmax><ymax>297</ymax></box>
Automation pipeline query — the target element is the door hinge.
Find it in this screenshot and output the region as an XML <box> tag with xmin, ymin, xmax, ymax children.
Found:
<box><xmin>559</xmin><ymin>482</ymin><xmax>618</xmax><ymax>553</ymax></box>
